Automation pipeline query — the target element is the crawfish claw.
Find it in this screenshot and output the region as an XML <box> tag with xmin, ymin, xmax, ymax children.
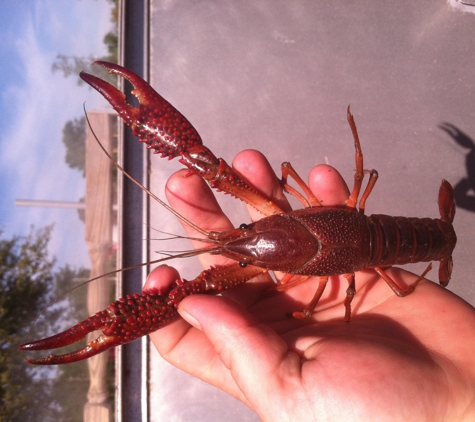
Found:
<box><xmin>80</xmin><ymin>61</ymin><xmax>204</xmax><ymax>160</ymax></box>
<box><xmin>81</xmin><ymin>61</ymin><xmax>282</xmax><ymax>215</ymax></box>
<box><xmin>18</xmin><ymin>291</ymin><xmax>178</xmax><ymax>365</ymax></box>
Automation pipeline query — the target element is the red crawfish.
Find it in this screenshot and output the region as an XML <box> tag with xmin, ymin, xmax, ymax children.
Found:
<box><xmin>19</xmin><ymin>61</ymin><xmax>456</xmax><ymax>365</ymax></box>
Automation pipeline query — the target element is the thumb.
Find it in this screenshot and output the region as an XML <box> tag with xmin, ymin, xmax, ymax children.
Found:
<box><xmin>178</xmin><ymin>295</ymin><xmax>300</xmax><ymax>417</ymax></box>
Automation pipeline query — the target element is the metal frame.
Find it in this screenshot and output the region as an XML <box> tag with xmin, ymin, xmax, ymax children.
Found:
<box><xmin>116</xmin><ymin>0</ymin><xmax>150</xmax><ymax>421</ymax></box>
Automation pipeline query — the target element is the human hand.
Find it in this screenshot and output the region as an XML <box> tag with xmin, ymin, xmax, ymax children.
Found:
<box><xmin>144</xmin><ymin>150</ymin><xmax>475</xmax><ymax>421</ymax></box>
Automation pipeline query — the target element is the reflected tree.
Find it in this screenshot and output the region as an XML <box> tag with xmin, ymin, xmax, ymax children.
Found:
<box><xmin>62</xmin><ymin>117</ymin><xmax>86</xmax><ymax>177</ymax></box>
<box><xmin>0</xmin><ymin>228</ymin><xmax>91</xmax><ymax>422</ymax></box>
<box><xmin>0</xmin><ymin>226</ymin><xmax>59</xmax><ymax>421</ymax></box>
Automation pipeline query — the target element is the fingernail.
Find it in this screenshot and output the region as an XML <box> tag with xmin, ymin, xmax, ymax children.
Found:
<box><xmin>179</xmin><ymin>308</ymin><xmax>202</xmax><ymax>330</ymax></box>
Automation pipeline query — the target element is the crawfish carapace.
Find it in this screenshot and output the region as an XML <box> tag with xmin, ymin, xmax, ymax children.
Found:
<box><xmin>19</xmin><ymin>62</ymin><xmax>456</xmax><ymax>364</ymax></box>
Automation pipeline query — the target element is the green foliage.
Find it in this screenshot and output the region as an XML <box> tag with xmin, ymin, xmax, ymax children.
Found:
<box><xmin>0</xmin><ymin>228</ymin><xmax>94</xmax><ymax>422</ymax></box>
<box><xmin>62</xmin><ymin>116</ymin><xmax>86</xmax><ymax>177</ymax></box>
<box><xmin>53</xmin><ymin>265</ymin><xmax>90</xmax><ymax>322</ymax></box>
<box><xmin>0</xmin><ymin>227</ymin><xmax>54</xmax><ymax>336</ymax></box>
<box><xmin>103</xmin><ymin>31</ymin><xmax>118</xmax><ymax>63</ymax></box>
<box><xmin>0</xmin><ymin>227</ymin><xmax>60</xmax><ymax>421</ymax></box>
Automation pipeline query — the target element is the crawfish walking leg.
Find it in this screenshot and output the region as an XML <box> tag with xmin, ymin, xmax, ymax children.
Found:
<box><xmin>343</xmin><ymin>273</ymin><xmax>356</xmax><ymax>321</ymax></box>
<box><xmin>292</xmin><ymin>276</ymin><xmax>329</xmax><ymax>318</ymax></box>
<box><xmin>374</xmin><ymin>264</ymin><xmax>433</xmax><ymax>297</ymax></box>
<box><xmin>281</xmin><ymin>162</ymin><xmax>322</xmax><ymax>207</ymax></box>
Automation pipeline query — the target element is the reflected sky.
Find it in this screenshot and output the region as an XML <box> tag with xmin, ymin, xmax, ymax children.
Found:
<box><xmin>0</xmin><ymin>0</ymin><xmax>113</xmax><ymax>268</ymax></box>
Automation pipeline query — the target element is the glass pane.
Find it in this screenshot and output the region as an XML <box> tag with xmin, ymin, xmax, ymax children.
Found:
<box><xmin>0</xmin><ymin>1</ymin><xmax>118</xmax><ymax>421</ymax></box>
<box><xmin>147</xmin><ymin>1</ymin><xmax>475</xmax><ymax>421</ymax></box>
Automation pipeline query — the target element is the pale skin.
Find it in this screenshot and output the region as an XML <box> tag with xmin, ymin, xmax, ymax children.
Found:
<box><xmin>144</xmin><ymin>150</ymin><xmax>475</xmax><ymax>422</ymax></box>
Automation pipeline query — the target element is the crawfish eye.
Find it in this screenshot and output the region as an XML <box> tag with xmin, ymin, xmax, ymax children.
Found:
<box><xmin>239</xmin><ymin>223</ymin><xmax>248</xmax><ymax>230</ymax></box>
<box><xmin>239</xmin><ymin>261</ymin><xmax>248</xmax><ymax>268</ymax></box>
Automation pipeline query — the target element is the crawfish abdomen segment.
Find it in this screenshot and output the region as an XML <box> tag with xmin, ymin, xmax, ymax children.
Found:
<box><xmin>367</xmin><ymin>215</ymin><xmax>456</xmax><ymax>268</ymax></box>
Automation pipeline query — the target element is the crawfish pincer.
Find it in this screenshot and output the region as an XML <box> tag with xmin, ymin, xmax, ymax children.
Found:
<box><xmin>19</xmin><ymin>265</ymin><xmax>265</xmax><ymax>364</ymax></box>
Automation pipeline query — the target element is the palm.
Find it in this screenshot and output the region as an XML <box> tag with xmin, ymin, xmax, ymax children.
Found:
<box><xmin>146</xmin><ymin>150</ymin><xmax>475</xmax><ymax>421</ymax></box>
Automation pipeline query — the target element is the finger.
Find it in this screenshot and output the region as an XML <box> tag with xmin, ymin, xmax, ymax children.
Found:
<box><xmin>308</xmin><ymin>164</ymin><xmax>350</xmax><ymax>206</ymax></box>
<box><xmin>144</xmin><ymin>264</ymin><xmax>239</xmax><ymax>398</ymax></box>
<box><xmin>143</xmin><ymin>264</ymin><xmax>180</xmax><ymax>292</ymax></box>
<box><xmin>145</xmin><ymin>265</ymin><xmax>248</xmax><ymax>402</ymax></box>
<box><xmin>145</xmin><ymin>265</ymin><xmax>196</xmax><ymax>355</ymax></box>
<box><xmin>232</xmin><ymin>150</ymin><xmax>290</xmax><ymax>221</ymax></box>
<box><xmin>165</xmin><ymin>170</ymin><xmax>234</xmax><ymax>268</ymax></box>
<box><xmin>166</xmin><ymin>170</ymin><xmax>233</xmax><ymax>233</ymax></box>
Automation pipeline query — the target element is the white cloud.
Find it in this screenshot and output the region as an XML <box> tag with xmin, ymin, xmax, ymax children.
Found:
<box><xmin>0</xmin><ymin>1</ymin><xmax>114</xmax><ymax>269</ymax></box>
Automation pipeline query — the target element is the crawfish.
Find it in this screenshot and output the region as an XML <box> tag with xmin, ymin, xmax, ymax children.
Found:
<box><xmin>19</xmin><ymin>62</ymin><xmax>456</xmax><ymax>364</ymax></box>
